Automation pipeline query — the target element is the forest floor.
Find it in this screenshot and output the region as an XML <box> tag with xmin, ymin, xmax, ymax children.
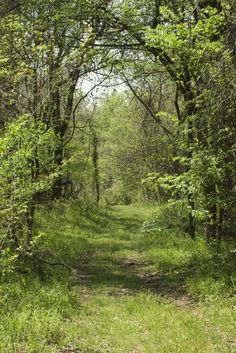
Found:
<box><xmin>1</xmin><ymin>203</ymin><xmax>236</xmax><ymax>353</ymax></box>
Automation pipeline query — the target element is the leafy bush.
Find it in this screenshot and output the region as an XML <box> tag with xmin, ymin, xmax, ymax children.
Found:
<box><xmin>142</xmin><ymin>200</ymin><xmax>189</xmax><ymax>237</ymax></box>
<box><xmin>0</xmin><ymin>116</ymin><xmax>57</xmax><ymax>275</ymax></box>
<box><xmin>103</xmin><ymin>181</ymin><xmax>133</xmax><ymax>205</ymax></box>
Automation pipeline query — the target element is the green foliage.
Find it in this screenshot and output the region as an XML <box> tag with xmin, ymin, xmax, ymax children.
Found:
<box><xmin>0</xmin><ymin>0</ymin><xmax>235</xmax><ymax>349</ymax></box>
<box><xmin>142</xmin><ymin>200</ymin><xmax>189</xmax><ymax>236</ymax></box>
<box><xmin>142</xmin><ymin>205</ymin><xmax>236</xmax><ymax>299</ymax></box>
<box><xmin>97</xmin><ymin>93</ymin><xmax>145</xmax><ymax>202</ymax></box>
<box><xmin>136</xmin><ymin>0</ymin><xmax>236</xmax><ymax>240</ymax></box>
<box><xmin>93</xmin><ymin>91</ymin><xmax>175</xmax><ymax>204</ymax></box>
<box><xmin>0</xmin><ymin>116</ymin><xmax>57</xmax><ymax>275</ymax></box>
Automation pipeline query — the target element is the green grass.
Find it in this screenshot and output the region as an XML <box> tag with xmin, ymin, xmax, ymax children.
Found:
<box><xmin>0</xmin><ymin>202</ymin><xmax>235</xmax><ymax>352</ymax></box>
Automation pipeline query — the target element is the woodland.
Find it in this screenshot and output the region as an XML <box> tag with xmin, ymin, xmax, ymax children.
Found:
<box><xmin>0</xmin><ymin>0</ymin><xmax>236</xmax><ymax>352</ymax></box>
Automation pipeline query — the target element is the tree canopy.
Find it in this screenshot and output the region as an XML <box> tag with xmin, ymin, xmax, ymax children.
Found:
<box><xmin>0</xmin><ymin>0</ymin><xmax>235</xmax><ymax>272</ymax></box>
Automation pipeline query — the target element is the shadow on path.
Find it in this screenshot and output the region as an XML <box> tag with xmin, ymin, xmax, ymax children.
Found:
<box><xmin>72</xmin><ymin>209</ymin><xmax>196</xmax><ymax>308</ymax></box>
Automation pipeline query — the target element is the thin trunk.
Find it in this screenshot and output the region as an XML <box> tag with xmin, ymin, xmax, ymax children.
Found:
<box><xmin>188</xmin><ymin>196</ymin><xmax>196</xmax><ymax>240</ymax></box>
<box><xmin>52</xmin><ymin>143</ymin><xmax>64</xmax><ymax>199</ymax></box>
<box><xmin>92</xmin><ymin>131</ymin><xmax>100</xmax><ymax>204</ymax></box>
<box><xmin>26</xmin><ymin>199</ymin><xmax>36</xmax><ymax>241</ymax></box>
<box><xmin>206</xmin><ymin>203</ymin><xmax>217</xmax><ymax>244</ymax></box>
<box><xmin>216</xmin><ymin>208</ymin><xmax>224</xmax><ymax>250</ymax></box>
<box><xmin>185</xmin><ymin>98</ymin><xmax>196</xmax><ymax>239</ymax></box>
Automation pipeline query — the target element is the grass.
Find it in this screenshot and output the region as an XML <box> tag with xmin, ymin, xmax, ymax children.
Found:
<box><xmin>0</xmin><ymin>202</ymin><xmax>235</xmax><ymax>352</ymax></box>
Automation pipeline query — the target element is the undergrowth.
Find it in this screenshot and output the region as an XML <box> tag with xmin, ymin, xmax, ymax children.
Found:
<box><xmin>0</xmin><ymin>201</ymin><xmax>235</xmax><ymax>352</ymax></box>
<box><xmin>142</xmin><ymin>202</ymin><xmax>236</xmax><ymax>299</ymax></box>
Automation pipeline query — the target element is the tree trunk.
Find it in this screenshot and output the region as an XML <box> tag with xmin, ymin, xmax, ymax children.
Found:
<box><xmin>188</xmin><ymin>196</ymin><xmax>196</xmax><ymax>240</ymax></box>
<box><xmin>206</xmin><ymin>203</ymin><xmax>217</xmax><ymax>244</ymax></box>
<box><xmin>92</xmin><ymin>130</ymin><xmax>100</xmax><ymax>204</ymax></box>
<box><xmin>52</xmin><ymin>143</ymin><xmax>64</xmax><ymax>199</ymax></box>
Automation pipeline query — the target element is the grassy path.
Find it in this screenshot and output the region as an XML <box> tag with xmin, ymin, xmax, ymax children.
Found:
<box><xmin>59</xmin><ymin>204</ymin><xmax>235</xmax><ymax>353</ymax></box>
<box><xmin>1</xmin><ymin>204</ymin><xmax>235</xmax><ymax>352</ymax></box>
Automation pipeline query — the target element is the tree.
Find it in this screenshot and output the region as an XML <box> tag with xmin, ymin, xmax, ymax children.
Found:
<box><xmin>0</xmin><ymin>0</ymin><xmax>113</xmax><ymax>270</ymax></box>
<box><xmin>102</xmin><ymin>0</ymin><xmax>236</xmax><ymax>242</ymax></box>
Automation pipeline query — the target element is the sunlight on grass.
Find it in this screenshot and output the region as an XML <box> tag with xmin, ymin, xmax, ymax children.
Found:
<box><xmin>0</xmin><ymin>203</ymin><xmax>235</xmax><ymax>352</ymax></box>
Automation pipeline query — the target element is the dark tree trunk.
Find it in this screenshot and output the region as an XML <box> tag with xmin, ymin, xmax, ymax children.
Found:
<box><xmin>26</xmin><ymin>199</ymin><xmax>36</xmax><ymax>241</ymax></box>
<box><xmin>188</xmin><ymin>196</ymin><xmax>196</xmax><ymax>240</ymax></box>
<box><xmin>185</xmin><ymin>96</ymin><xmax>197</xmax><ymax>240</ymax></box>
<box><xmin>92</xmin><ymin>130</ymin><xmax>100</xmax><ymax>204</ymax></box>
<box><xmin>206</xmin><ymin>204</ymin><xmax>217</xmax><ymax>243</ymax></box>
<box><xmin>52</xmin><ymin>143</ymin><xmax>64</xmax><ymax>199</ymax></box>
